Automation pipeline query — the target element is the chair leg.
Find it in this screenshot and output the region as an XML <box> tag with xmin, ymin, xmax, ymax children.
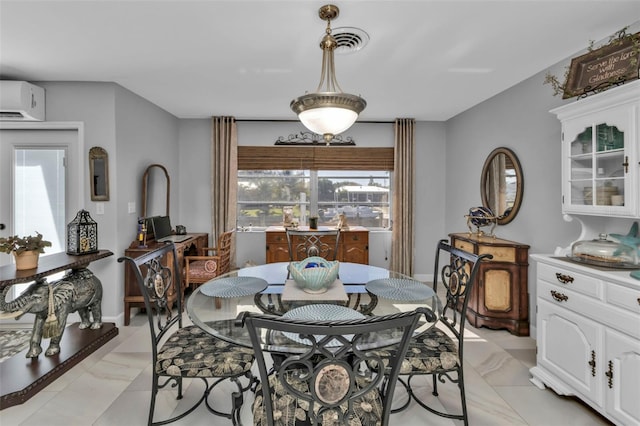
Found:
<box><xmin>432</xmin><ymin>374</ymin><xmax>438</xmax><ymax>396</ymax></box>
<box><xmin>148</xmin><ymin>379</ymin><xmax>157</xmax><ymax>426</ymax></box>
<box><xmin>407</xmin><ymin>371</ymin><xmax>469</xmax><ymax>426</ymax></box>
<box><xmin>204</xmin><ymin>371</ymin><xmax>256</xmax><ymax>425</ymax></box>
<box><xmin>458</xmin><ymin>370</ymin><xmax>469</xmax><ymax>426</ymax></box>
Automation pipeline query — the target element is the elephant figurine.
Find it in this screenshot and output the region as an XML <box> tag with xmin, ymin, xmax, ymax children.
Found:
<box><xmin>0</xmin><ymin>268</ymin><xmax>103</xmax><ymax>358</ymax></box>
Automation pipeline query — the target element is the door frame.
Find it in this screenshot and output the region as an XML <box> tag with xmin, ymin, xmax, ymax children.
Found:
<box><xmin>0</xmin><ymin>121</ymin><xmax>85</xmax><ymax>259</ymax></box>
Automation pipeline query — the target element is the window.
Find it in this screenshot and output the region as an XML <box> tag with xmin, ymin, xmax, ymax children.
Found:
<box><xmin>237</xmin><ymin>146</ymin><xmax>394</xmax><ymax>230</ymax></box>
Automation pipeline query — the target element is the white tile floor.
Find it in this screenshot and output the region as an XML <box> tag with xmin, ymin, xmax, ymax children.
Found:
<box><xmin>1</xmin><ymin>295</ymin><xmax>613</xmax><ymax>426</ymax></box>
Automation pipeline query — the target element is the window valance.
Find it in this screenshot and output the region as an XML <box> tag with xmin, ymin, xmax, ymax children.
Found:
<box><xmin>237</xmin><ymin>146</ymin><xmax>394</xmax><ymax>171</ymax></box>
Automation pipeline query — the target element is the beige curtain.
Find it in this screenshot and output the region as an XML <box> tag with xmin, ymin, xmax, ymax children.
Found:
<box><xmin>390</xmin><ymin>118</ymin><xmax>415</xmax><ymax>276</ymax></box>
<box><xmin>211</xmin><ymin>116</ymin><xmax>238</xmax><ymax>265</ymax></box>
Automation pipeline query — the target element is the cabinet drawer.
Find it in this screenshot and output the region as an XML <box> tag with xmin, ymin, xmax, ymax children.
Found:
<box><xmin>479</xmin><ymin>246</ymin><xmax>515</xmax><ymax>263</ymax></box>
<box><xmin>537</xmin><ymin>262</ymin><xmax>602</xmax><ymax>299</ymax></box>
<box><xmin>343</xmin><ymin>231</ymin><xmax>367</xmax><ymax>244</ymax></box>
<box><xmin>454</xmin><ymin>240</ymin><xmax>474</xmax><ymax>253</ymax></box>
<box><xmin>266</xmin><ymin>233</ymin><xmax>287</xmax><ymax>244</ymax></box>
<box><xmin>606</xmin><ymin>283</ymin><xmax>640</xmax><ymax>315</ymax></box>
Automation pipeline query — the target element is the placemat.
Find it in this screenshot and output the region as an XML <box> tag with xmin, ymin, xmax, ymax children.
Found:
<box><xmin>282</xmin><ymin>278</ymin><xmax>348</xmax><ymax>302</ymax></box>
<box><xmin>366</xmin><ymin>278</ymin><xmax>435</xmax><ymax>301</ymax></box>
<box><xmin>200</xmin><ymin>276</ymin><xmax>268</xmax><ymax>298</ymax></box>
<box><xmin>282</xmin><ymin>304</ymin><xmax>364</xmax><ymax>345</ymax></box>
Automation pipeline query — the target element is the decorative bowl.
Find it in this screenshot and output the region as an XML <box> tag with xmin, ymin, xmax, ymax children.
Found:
<box><xmin>288</xmin><ymin>256</ymin><xmax>339</xmax><ymax>294</ymax></box>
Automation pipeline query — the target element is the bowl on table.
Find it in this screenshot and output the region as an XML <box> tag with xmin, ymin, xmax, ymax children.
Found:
<box><xmin>288</xmin><ymin>256</ymin><xmax>339</xmax><ymax>294</ymax></box>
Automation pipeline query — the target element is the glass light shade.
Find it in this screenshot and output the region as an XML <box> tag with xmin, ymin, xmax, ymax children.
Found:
<box><xmin>298</xmin><ymin>106</ymin><xmax>358</xmax><ymax>136</ymax></box>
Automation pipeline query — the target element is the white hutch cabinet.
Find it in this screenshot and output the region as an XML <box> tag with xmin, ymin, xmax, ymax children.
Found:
<box><xmin>551</xmin><ymin>80</ymin><xmax>639</xmax><ymax>218</ymax></box>
<box><xmin>530</xmin><ymin>256</ymin><xmax>640</xmax><ymax>426</ymax></box>
<box><xmin>531</xmin><ymin>82</ymin><xmax>640</xmax><ymax>426</ymax></box>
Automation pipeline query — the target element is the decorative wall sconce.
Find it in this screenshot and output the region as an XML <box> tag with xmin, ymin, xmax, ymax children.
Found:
<box><xmin>275</xmin><ymin>131</ymin><xmax>355</xmax><ymax>146</ymax></box>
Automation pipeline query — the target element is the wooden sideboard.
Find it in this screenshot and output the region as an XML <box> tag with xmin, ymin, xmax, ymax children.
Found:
<box><xmin>265</xmin><ymin>226</ymin><xmax>369</xmax><ymax>264</ymax></box>
<box><xmin>450</xmin><ymin>233</ymin><xmax>530</xmax><ymax>336</ymax></box>
<box><xmin>122</xmin><ymin>233</ymin><xmax>207</xmax><ymax>325</ymax></box>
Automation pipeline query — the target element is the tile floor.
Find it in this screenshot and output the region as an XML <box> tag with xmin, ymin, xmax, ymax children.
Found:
<box><xmin>1</xmin><ymin>294</ymin><xmax>613</xmax><ymax>426</ymax></box>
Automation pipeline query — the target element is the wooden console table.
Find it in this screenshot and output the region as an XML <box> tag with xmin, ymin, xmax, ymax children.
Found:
<box><xmin>0</xmin><ymin>249</ymin><xmax>117</xmax><ymax>409</ymax></box>
<box><xmin>265</xmin><ymin>226</ymin><xmax>369</xmax><ymax>264</ymax></box>
<box><xmin>123</xmin><ymin>233</ymin><xmax>208</xmax><ymax>325</ymax></box>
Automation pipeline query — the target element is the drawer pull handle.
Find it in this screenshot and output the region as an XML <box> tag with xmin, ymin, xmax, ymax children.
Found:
<box><xmin>555</xmin><ymin>273</ymin><xmax>574</xmax><ymax>284</ymax></box>
<box><xmin>550</xmin><ymin>290</ymin><xmax>568</xmax><ymax>302</ymax></box>
<box><xmin>605</xmin><ymin>360</ymin><xmax>613</xmax><ymax>389</ymax></box>
<box><xmin>637</xmin><ymin>297</ymin><xmax>640</xmax><ymax>306</ymax></box>
<box><xmin>588</xmin><ymin>350</ymin><xmax>596</xmax><ymax>377</ymax></box>
<box><xmin>622</xmin><ymin>156</ymin><xmax>629</xmax><ymax>173</ymax></box>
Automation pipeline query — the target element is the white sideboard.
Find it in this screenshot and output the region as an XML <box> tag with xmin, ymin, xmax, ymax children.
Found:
<box><xmin>530</xmin><ymin>254</ymin><xmax>640</xmax><ymax>426</ymax></box>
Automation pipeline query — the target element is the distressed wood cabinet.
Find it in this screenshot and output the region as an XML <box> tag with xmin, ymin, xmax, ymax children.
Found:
<box><xmin>450</xmin><ymin>233</ymin><xmax>530</xmax><ymax>336</ymax></box>
<box><xmin>266</xmin><ymin>226</ymin><xmax>369</xmax><ymax>264</ymax></box>
<box><xmin>122</xmin><ymin>233</ymin><xmax>208</xmax><ymax>325</ymax></box>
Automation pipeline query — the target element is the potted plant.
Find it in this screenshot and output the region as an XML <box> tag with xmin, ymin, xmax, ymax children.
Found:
<box><xmin>0</xmin><ymin>232</ymin><xmax>52</xmax><ymax>270</ymax></box>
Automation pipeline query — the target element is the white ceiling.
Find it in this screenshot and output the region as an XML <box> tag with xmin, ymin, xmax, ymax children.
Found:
<box><xmin>1</xmin><ymin>1</ymin><xmax>639</xmax><ymax>121</ymax></box>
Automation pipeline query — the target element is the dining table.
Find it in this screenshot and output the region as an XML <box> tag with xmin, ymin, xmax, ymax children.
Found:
<box><xmin>186</xmin><ymin>261</ymin><xmax>442</xmax><ymax>352</ymax></box>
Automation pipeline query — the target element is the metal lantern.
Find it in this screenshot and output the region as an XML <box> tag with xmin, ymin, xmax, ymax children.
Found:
<box><xmin>67</xmin><ymin>209</ymin><xmax>98</xmax><ymax>255</ymax></box>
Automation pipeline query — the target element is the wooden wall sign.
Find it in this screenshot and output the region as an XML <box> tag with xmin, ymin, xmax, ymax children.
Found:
<box><xmin>564</xmin><ymin>32</ymin><xmax>639</xmax><ymax>99</ymax></box>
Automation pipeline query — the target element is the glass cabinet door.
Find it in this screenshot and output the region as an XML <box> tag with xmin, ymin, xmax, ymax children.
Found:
<box><xmin>563</xmin><ymin>103</ymin><xmax>635</xmax><ymax>216</ymax></box>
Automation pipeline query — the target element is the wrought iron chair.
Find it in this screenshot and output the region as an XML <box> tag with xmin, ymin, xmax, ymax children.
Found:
<box><xmin>118</xmin><ymin>243</ymin><xmax>255</xmax><ymax>426</ymax></box>
<box><xmin>285</xmin><ymin>228</ymin><xmax>341</xmax><ymax>261</ymax></box>
<box><xmin>184</xmin><ymin>230</ymin><xmax>234</xmax><ymax>309</ymax></box>
<box><xmin>373</xmin><ymin>239</ymin><xmax>492</xmax><ymax>425</ymax></box>
<box><xmin>236</xmin><ymin>307</ymin><xmax>430</xmax><ymax>426</ymax></box>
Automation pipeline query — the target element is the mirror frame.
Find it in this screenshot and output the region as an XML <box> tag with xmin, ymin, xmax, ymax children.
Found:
<box><xmin>480</xmin><ymin>147</ymin><xmax>523</xmax><ymax>225</ymax></box>
<box><xmin>141</xmin><ymin>164</ymin><xmax>170</xmax><ymax>218</ymax></box>
<box><xmin>89</xmin><ymin>146</ymin><xmax>110</xmax><ymax>201</ymax></box>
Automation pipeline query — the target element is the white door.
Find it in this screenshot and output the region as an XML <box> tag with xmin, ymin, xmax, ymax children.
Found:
<box><xmin>0</xmin><ymin>126</ymin><xmax>83</xmax><ymax>269</ymax></box>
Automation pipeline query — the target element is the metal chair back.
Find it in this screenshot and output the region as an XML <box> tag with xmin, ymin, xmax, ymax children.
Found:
<box><xmin>285</xmin><ymin>228</ymin><xmax>341</xmax><ymax>261</ymax></box>
<box><xmin>237</xmin><ymin>307</ymin><xmax>430</xmax><ymax>426</ymax></box>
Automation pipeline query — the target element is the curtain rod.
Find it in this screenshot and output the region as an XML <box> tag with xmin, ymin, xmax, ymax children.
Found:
<box><xmin>234</xmin><ymin>118</ymin><xmax>395</xmax><ymax>124</ymax></box>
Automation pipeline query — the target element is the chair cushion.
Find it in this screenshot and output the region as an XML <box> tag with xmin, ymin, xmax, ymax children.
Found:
<box><xmin>188</xmin><ymin>260</ymin><xmax>218</xmax><ymax>279</ymax></box>
<box><xmin>156</xmin><ymin>325</ymin><xmax>254</xmax><ymax>378</ymax></box>
<box><xmin>252</xmin><ymin>372</ymin><xmax>383</xmax><ymax>426</ymax></box>
<box><xmin>371</xmin><ymin>327</ymin><xmax>460</xmax><ymax>375</ymax></box>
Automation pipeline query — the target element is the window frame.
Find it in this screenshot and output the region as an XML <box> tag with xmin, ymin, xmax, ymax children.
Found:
<box><xmin>237</xmin><ymin>146</ymin><xmax>394</xmax><ymax>230</ymax></box>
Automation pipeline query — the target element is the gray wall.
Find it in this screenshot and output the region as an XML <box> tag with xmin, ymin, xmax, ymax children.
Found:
<box><xmin>34</xmin><ymin>81</ymin><xmax>179</xmax><ymax>325</ymax></box>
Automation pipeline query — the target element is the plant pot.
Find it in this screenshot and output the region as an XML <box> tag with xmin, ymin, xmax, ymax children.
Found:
<box><xmin>14</xmin><ymin>250</ymin><xmax>39</xmax><ymax>270</ymax></box>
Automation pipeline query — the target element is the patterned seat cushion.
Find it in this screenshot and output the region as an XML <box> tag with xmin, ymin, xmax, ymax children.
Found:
<box><xmin>252</xmin><ymin>371</ymin><xmax>383</xmax><ymax>426</ymax></box>
<box><xmin>188</xmin><ymin>259</ymin><xmax>218</xmax><ymax>279</ymax></box>
<box><xmin>371</xmin><ymin>327</ymin><xmax>460</xmax><ymax>375</ymax></box>
<box><xmin>156</xmin><ymin>325</ymin><xmax>254</xmax><ymax>378</ymax></box>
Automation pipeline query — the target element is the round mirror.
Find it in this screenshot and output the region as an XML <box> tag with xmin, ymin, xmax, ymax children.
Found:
<box><xmin>480</xmin><ymin>147</ymin><xmax>523</xmax><ymax>225</ymax></box>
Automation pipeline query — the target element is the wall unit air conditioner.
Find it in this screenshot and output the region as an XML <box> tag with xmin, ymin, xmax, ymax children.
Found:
<box><xmin>0</xmin><ymin>81</ymin><xmax>45</xmax><ymax>121</ymax></box>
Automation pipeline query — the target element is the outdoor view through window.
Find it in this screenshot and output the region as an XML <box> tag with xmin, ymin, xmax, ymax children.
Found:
<box><xmin>238</xmin><ymin>170</ymin><xmax>391</xmax><ymax>229</ymax></box>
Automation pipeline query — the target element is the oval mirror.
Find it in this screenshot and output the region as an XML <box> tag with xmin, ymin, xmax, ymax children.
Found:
<box><xmin>480</xmin><ymin>147</ymin><xmax>523</xmax><ymax>225</ymax></box>
<box><xmin>141</xmin><ymin>164</ymin><xmax>170</xmax><ymax>218</ymax></box>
